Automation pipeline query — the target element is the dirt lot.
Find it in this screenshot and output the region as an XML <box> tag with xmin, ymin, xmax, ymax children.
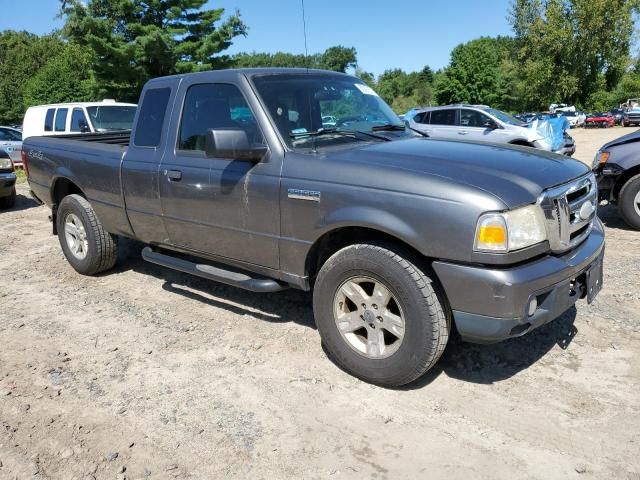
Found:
<box><xmin>1</xmin><ymin>127</ymin><xmax>639</xmax><ymax>480</ymax></box>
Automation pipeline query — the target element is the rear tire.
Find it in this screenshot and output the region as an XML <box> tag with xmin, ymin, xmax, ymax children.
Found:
<box><xmin>618</xmin><ymin>174</ymin><xmax>640</xmax><ymax>230</ymax></box>
<box><xmin>313</xmin><ymin>243</ymin><xmax>450</xmax><ymax>387</ymax></box>
<box><xmin>56</xmin><ymin>194</ymin><xmax>118</xmax><ymax>275</ymax></box>
<box><xmin>0</xmin><ymin>188</ymin><xmax>16</xmax><ymax>209</ymax></box>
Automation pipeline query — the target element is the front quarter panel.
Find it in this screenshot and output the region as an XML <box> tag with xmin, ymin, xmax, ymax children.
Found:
<box><xmin>279</xmin><ymin>151</ymin><xmax>506</xmax><ymax>277</ymax></box>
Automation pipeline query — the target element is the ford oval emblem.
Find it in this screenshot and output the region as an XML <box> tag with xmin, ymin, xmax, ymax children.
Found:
<box><xmin>579</xmin><ymin>201</ymin><xmax>595</xmax><ymax>220</ymax></box>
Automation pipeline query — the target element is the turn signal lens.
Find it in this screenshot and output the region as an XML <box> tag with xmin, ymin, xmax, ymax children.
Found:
<box><xmin>475</xmin><ymin>214</ymin><xmax>508</xmax><ymax>252</ymax></box>
<box><xmin>598</xmin><ymin>151</ymin><xmax>610</xmax><ymax>165</ymax></box>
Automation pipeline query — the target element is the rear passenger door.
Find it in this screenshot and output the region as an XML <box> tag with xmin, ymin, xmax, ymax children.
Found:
<box><xmin>428</xmin><ymin>109</ymin><xmax>459</xmax><ymax>140</ymax></box>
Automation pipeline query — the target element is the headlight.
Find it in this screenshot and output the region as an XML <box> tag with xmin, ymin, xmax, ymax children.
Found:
<box><xmin>475</xmin><ymin>205</ymin><xmax>547</xmax><ymax>253</ymax></box>
<box><xmin>0</xmin><ymin>157</ymin><xmax>12</xmax><ymax>169</ymax></box>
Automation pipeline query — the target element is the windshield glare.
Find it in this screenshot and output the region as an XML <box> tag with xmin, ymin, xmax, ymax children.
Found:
<box><xmin>86</xmin><ymin>106</ymin><xmax>137</xmax><ymax>131</ymax></box>
<box><xmin>252</xmin><ymin>74</ymin><xmax>406</xmax><ymax>149</ymax></box>
<box><xmin>484</xmin><ymin>108</ymin><xmax>524</xmax><ymax>126</ymax></box>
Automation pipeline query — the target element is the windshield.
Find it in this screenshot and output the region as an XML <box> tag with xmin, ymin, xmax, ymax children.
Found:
<box><xmin>484</xmin><ymin>108</ymin><xmax>524</xmax><ymax>126</ymax></box>
<box><xmin>251</xmin><ymin>74</ymin><xmax>407</xmax><ymax>149</ymax></box>
<box><xmin>86</xmin><ymin>105</ymin><xmax>137</xmax><ymax>131</ymax></box>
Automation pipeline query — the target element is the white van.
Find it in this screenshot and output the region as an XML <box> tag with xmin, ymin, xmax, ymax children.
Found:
<box><xmin>22</xmin><ymin>100</ymin><xmax>137</xmax><ymax>139</ymax></box>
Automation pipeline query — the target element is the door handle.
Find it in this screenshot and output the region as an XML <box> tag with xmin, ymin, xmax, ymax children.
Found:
<box><xmin>458</xmin><ymin>131</ymin><xmax>468</xmax><ymax>135</ymax></box>
<box><xmin>165</xmin><ymin>169</ymin><xmax>182</xmax><ymax>181</ymax></box>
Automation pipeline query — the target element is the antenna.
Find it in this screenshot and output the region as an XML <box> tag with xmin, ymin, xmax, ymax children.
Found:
<box><xmin>301</xmin><ymin>0</ymin><xmax>309</xmax><ymax>69</ymax></box>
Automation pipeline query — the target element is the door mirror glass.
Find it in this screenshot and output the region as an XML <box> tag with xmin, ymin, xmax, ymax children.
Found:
<box><xmin>79</xmin><ymin>119</ymin><xmax>90</xmax><ymax>133</ymax></box>
<box><xmin>205</xmin><ymin>128</ymin><xmax>267</xmax><ymax>161</ymax></box>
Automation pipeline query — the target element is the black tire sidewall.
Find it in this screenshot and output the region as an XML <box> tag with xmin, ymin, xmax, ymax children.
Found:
<box><xmin>619</xmin><ymin>176</ymin><xmax>640</xmax><ymax>230</ymax></box>
<box><xmin>313</xmin><ymin>245</ymin><xmax>443</xmax><ymax>385</ymax></box>
<box><xmin>56</xmin><ymin>195</ymin><xmax>101</xmax><ymax>274</ymax></box>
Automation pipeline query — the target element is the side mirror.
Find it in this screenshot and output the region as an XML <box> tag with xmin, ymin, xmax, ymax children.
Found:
<box><xmin>205</xmin><ymin>129</ymin><xmax>267</xmax><ymax>162</ymax></box>
<box><xmin>79</xmin><ymin>119</ymin><xmax>90</xmax><ymax>133</ymax></box>
<box><xmin>483</xmin><ymin>119</ymin><xmax>498</xmax><ymax>129</ymax></box>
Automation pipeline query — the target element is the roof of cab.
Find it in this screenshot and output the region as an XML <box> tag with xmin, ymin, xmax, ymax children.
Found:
<box><xmin>145</xmin><ymin>67</ymin><xmax>350</xmax><ymax>85</ymax></box>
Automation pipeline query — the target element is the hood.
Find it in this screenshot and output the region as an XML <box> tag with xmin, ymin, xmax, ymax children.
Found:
<box><xmin>327</xmin><ymin>137</ymin><xmax>589</xmax><ymax>208</ymax></box>
<box><xmin>602</xmin><ymin>130</ymin><xmax>640</xmax><ymax>150</ymax></box>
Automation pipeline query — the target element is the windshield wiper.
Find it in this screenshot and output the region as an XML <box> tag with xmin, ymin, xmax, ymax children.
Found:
<box><xmin>371</xmin><ymin>123</ymin><xmax>405</xmax><ymax>132</ymax></box>
<box><xmin>372</xmin><ymin>123</ymin><xmax>429</xmax><ymax>138</ymax></box>
<box><xmin>289</xmin><ymin>127</ymin><xmax>390</xmax><ymax>142</ymax></box>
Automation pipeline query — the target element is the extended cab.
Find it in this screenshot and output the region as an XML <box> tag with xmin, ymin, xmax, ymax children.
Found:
<box><xmin>24</xmin><ymin>69</ymin><xmax>605</xmax><ymax>386</ymax></box>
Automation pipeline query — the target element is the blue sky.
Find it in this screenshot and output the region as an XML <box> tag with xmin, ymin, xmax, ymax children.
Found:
<box><xmin>0</xmin><ymin>0</ymin><xmax>513</xmax><ymax>76</ymax></box>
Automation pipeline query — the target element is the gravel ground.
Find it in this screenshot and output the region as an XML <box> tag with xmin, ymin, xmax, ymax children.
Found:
<box><xmin>1</xmin><ymin>127</ymin><xmax>639</xmax><ymax>480</ymax></box>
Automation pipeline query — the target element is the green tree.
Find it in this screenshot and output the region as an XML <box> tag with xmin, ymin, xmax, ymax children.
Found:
<box><xmin>232</xmin><ymin>46</ymin><xmax>357</xmax><ymax>73</ymax></box>
<box><xmin>23</xmin><ymin>42</ymin><xmax>98</xmax><ymax>106</ymax></box>
<box><xmin>60</xmin><ymin>0</ymin><xmax>247</xmax><ymax>101</ymax></box>
<box><xmin>434</xmin><ymin>36</ymin><xmax>514</xmax><ymax>108</ymax></box>
<box><xmin>0</xmin><ymin>31</ymin><xmax>64</xmax><ymax>123</ymax></box>
<box><xmin>509</xmin><ymin>0</ymin><xmax>640</xmax><ymax>109</ymax></box>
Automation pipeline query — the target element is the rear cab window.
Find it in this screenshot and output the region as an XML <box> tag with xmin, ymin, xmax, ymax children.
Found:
<box><xmin>133</xmin><ymin>87</ymin><xmax>171</xmax><ymax>147</ymax></box>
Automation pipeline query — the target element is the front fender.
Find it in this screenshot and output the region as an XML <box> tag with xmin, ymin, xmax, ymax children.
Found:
<box><xmin>319</xmin><ymin>205</ymin><xmax>424</xmax><ymax>254</ymax></box>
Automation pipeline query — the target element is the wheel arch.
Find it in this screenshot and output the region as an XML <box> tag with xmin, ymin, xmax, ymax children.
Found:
<box><xmin>304</xmin><ymin>225</ymin><xmax>429</xmax><ymax>289</ymax></box>
<box><xmin>613</xmin><ymin>164</ymin><xmax>640</xmax><ymax>201</ymax></box>
<box><xmin>50</xmin><ymin>176</ymin><xmax>86</xmax><ymax>234</ymax></box>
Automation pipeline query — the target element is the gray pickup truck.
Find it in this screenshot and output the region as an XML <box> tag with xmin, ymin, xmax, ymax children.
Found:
<box><xmin>24</xmin><ymin>68</ymin><xmax>604</xmax><ymax>386</ymax></box>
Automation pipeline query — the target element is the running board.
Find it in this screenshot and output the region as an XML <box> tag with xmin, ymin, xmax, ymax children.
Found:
<box><xmin>141</xmin><ymin>247</ymin><xmax>288</xmax><ymax>293</ymax></box>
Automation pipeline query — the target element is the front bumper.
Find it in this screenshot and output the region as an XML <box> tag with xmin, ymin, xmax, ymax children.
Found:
<box><xmin>594</xmin><ymin>164</ymin><xmax>623</xmax><ymax>202</ymax></box>
<box><xmin>0</xmin><ymin>171</ymin><xmax>16</xmax><ymax>196</ymax></box>
<box><xmin>432</xmin><ymin>218</ymin><xmax>605</xmax><ymax>343</ymax></box>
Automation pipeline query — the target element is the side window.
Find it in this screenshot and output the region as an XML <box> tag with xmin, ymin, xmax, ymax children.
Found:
<box><xmin>70</xmin><ymin>108</ymin><xmax>89</xmax><ymax>132</ymax></box>
<box><xmin>44</xmin><ymin>108</ymin><xmax>55</xmax><ymax>132</ymax></box>
<box><xmin>430</xmin><ymin>109</ymin><xmax>456</xmax><ymax>126</ymax></box>
<box><xmin>414</xmin><ymin>111</ymin><xmax>430</xmax><ymax>124</ymax></box>
<box><xmin>178</xmin><ymin>83</ymin><xmax>263</xmax><ymax>152</ymax></box>
<box><xmin>460</xmin><ymin>109</ymin><xmax>492</xmax><ymax>128</ymax></box>
<box><xmin>134</xmin><ymin>87</ymin><xmax>171</xmax><ymax>147</ymax></box>
<box><xmin>55</xmin><ymin>108</ymin><xmax>68</xmax><ymax>132</ymax></box>
<box><xmin>0</xmin><ymin>129</ymin><xmax>8</xmax><ymax>141</ymax></box>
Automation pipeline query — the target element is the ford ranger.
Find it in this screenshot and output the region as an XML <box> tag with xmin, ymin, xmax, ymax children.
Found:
<box><xmin>24</xmin><ymin>69</ymin><xmax>605</xmax><ymax>386</ymax></box>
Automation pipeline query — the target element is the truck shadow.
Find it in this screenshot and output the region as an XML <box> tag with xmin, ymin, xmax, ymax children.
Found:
<box><xmin>598</xmin><ymin>204</ymin><xmax>634</xmax><ymax>231</ymax></box>
<box><xmin>112</xmin><ymin>237</ymin><xmax>579</xmax><ymax>385</ymax></box>
<box><xmin>401</xmin><ymin>307</ymin><xmax>578</xmax><ymax>389</ymax></box>
<box><xmin>111</xmin><ymin>237</ymin><xmax>316</xmax><ymax>329</ymax></box>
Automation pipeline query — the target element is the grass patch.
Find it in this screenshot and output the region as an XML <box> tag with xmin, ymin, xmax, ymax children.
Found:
<box><xmin>15</xmin><ymin>168</ymin><xmax>27</xmax><ymax>184</ymax></box>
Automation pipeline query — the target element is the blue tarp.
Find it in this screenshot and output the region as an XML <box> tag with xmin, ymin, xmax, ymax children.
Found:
<box><xmin>530</xmin><ymin>116</ymin><xmax>570</xmax><ymax>151</ymax></box>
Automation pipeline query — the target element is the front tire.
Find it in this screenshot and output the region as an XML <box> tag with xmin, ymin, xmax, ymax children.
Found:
<box><xmin>56</xmin><ymin>194</ymin><xmax>118</xmax><ymax>275</ymax></box>
<box><xmin>313</xmin><ymin>243</ymin><xmax>450</xmax><ymax>387</ymax></box>
<box><xmin>618</xmin><ymin>174</ymin><xmax>640</xmax><ymax>230</ymax></box>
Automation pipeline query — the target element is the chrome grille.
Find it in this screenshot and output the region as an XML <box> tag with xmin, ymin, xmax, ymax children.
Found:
<box><xmin>539</xmin><ymin>173</ymin><xmax>597</xmax><ymax>253</ymax></box>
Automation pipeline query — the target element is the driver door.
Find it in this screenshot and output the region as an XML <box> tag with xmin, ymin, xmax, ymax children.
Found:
<box><xmin>159</xmin><ymin>81</ymin><xmax>281</xmax><ymax>269</ymax></box>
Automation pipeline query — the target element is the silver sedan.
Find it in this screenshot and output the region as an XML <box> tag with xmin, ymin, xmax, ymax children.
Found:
<box><xmin>0</xmin><ymin>126</ymin><xmax>23</xmax><ymax>166</ymax></box>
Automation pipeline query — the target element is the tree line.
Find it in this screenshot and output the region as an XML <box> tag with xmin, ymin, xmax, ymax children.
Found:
<box><xmin>1</xmin><ymin>0</ymin><xmax>639</xmax><ymax>124</ymax></box>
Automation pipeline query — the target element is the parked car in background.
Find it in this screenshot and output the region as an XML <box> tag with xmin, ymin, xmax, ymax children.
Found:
<box><xmin>24</xmin><ymin>68</ymin><xmax>603</xmax><ymax>386</ymax></box>
<box><xmin>22</xmin><ymin>100</ymin><xmax>137</xmax><ymax>139</ymax></box>
<box><xmin>560</xmin><ymin>111</ymin><xmax>585</xmax><ymax>128</ymax></box>
<box><xmin>585</xmin><ymin>112</ymin><xmax>615</xmax><ymax>128</ymax></box>
<box><xmin>0</xmin><ymin>149</ymin><xmax>16</xmax><ymax>209</ymax></box>
<box><xmin>594</xmin><ymin>130</ymin><xmax>640</xmax><ymax>229</ymax></box>
<box><xmin>610</xmin><ymin>108</ymin><xmax>624</xmax><ymax>125</ymax></box>
<box><xmin>623</xmin><ymin>107</ymin><xmax>640</xmax><ymax>127</ymax></box>
<box><xmin>0</xmin><ymin>126</ymin><xmax>23</xmax><ymax>167</ymax></box>
<box><xmin>406</xmin><ymin>104</ymin><xmax>575</xmax><ymax>155</ymax></box>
